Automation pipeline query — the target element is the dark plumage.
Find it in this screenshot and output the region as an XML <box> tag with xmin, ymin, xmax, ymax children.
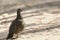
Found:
<box><xmin>7</xmin><ymin>9</ymin><xmax>24</xmax><ymax>39</ymax></box>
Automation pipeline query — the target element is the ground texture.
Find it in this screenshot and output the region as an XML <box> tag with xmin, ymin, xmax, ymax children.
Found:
<box><xmin>0</xmin><ymin>0</ymin><xmax>60</xmax><ymax>40</ymax></box>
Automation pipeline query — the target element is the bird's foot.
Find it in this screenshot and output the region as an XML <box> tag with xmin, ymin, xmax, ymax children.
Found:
<box><xmin>12</xmin><ymin>34</ymin><xmax>18</xmax><ymax>39</ymax></box>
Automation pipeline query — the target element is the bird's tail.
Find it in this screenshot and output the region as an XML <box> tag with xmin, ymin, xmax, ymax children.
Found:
<box><xmin>7</xmin><ymin>32</ymin><xmax>14</xmax><ymax>39</ymax></box>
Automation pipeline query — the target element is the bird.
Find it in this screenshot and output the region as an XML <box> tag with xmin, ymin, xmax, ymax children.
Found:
<box><xmin>7</xmin><ymin>8</ymin><xmax>24</xmax><ymax>39</ymax></box>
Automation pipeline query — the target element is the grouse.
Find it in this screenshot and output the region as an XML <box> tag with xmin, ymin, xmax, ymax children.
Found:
<box><xmin>7</xmin><ymin>8</ymin><xmax>24</xmax><ymax>39</ymax></box>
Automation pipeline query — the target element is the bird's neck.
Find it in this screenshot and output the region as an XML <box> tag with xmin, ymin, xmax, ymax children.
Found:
<box><xmin>16</xmin><ymin>11</ymin><xmax>22</xmax><ymax>19</ymax></box>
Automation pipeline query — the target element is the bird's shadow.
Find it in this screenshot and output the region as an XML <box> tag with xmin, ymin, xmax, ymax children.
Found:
<box><xmin>21</xmin><ymin>25</ymin><xmax>60</xmax><ymax>35</ymax></box>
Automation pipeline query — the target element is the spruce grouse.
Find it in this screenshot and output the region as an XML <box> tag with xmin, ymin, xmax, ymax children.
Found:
<box><xmin>7</xmin><ymin>8</ymin><xmax>24</xmax><ymax>39</ymax></box>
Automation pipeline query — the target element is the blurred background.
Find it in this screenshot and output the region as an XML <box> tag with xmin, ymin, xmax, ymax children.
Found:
<box><xmin>0</xmin><ymin>0</ymin><xmax>60</xmax><ymax>40</ymax></box>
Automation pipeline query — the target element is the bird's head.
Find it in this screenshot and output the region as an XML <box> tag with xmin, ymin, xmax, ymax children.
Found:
<box><xmin>17</xmin><ymin>8</ymin><xmax>22</xmax><ymax>12</ymax></box>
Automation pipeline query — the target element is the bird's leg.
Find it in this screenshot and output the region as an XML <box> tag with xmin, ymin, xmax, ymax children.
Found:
<box><xmin>16</xmin><ymin>34</ymin><xmax>18</xmax><ymax>38</ymax></box>
<box><xmin>12</xmin><ymin>34</ymin><xmax>18</xmax><ymax>39</ymax></box>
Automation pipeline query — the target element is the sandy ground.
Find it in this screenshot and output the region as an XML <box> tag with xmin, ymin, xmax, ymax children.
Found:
<box><xmin>0</xmin><ymin>0</ymin><xmax>60</xmax><ymax>40</ymax></box>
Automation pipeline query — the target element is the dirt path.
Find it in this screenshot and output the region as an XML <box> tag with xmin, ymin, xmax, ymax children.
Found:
<box><xmin>0</xmin><ymin>0</ymin><xmax>60</xmax><ymax>40</ymax></box>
